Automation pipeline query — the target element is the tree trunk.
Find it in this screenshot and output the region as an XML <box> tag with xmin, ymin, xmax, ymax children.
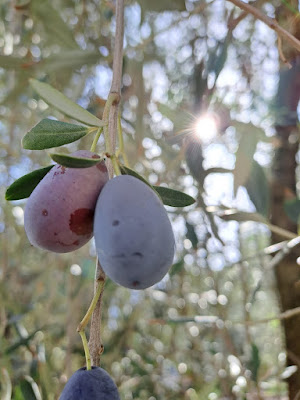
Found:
<box><xmin>271</xmin><ymin>50</ymin><xmax>300</xmax><ymax>397</ymax></box>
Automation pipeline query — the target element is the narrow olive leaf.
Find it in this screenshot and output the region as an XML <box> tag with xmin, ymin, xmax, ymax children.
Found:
<box><xmin>169</xmin><ymin>259</ymin><xmax>184</xmax><ymax>276</ymax></box>
<box><xmin>154</xmin><ymin>186</ymin><xmax>196</xmax><ymax>207</ymax></box>
<box><xmin>217</xmin><ymin>210</ymin><xmax>269</xmax><ymax>224</ymax></box>
<box><xmin>120</xmin><ymin>165</ymin><xmax>196</xmax><ymax>207</ymax></box>
<box><xmin>22</xmin><ymin>119</ymin><xmax>89</xmax><ymax>150</ymax></box>
<box><xmin>185</xmin><ymin>221</ymin><xmax>198</xmax><ymax>248</ymax></box>
<box><xmin>203</xmin><ymin>167</ymin><xmax>233</xmax><ymax>177</ymax></box>
<box><xmin>247</xmin><ymin>343</ymin><xmax>260</xmax><ymax>384</ymax></box>
<box><xmin>30</xmin><ymin>79</ymin><xmax>105</xmax><ymax>127</ymax></box>
<box><xmin>119</xmin><ymin>165</ymin><xmax>152</xmax><ymax>187</ymax></box>
<box><xmin>5</xmin><ymin>166</ymin><xmax>54</xmax><ymax>201</ymax></box>
<box><xmin>50</xmin><ymin>153</ymin><xmax>103</xmax><ymax>168</ymax></box>
<box><xmin>245</xmin><ymin>161</ymin><xmax>269</xmax><ymax>217</ymax></box>
<box><xmin>215</xmin><ymin>209</ymin><xmax>296</xmax><ymax>239</ymax></box>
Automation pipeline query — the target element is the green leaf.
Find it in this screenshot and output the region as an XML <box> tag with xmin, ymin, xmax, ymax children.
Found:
<box><xmin>247</xmin><ymin>344</ymin><xmax>260</xmax><ymax>383</ymax></box>
<box><xmin>31</xmin><ymin>0</ymin><xmax>79</xmax><ymax>50</ymax></box>
<box><xmin>50</xmin><ymin>153</ymin><xmax>103</xmax><ymax>168</ymax></box>
<box><xmin>42</xmin><ymin>50</ymin><xmax>102</xmax><ymax>72</ymax></box>
<box><xmin>232</xmin><ymin>121</ymin><xmax>268</xmax><ymax>195</ymax></box>
<box><xmin>157</xmin><ymin>103</ymin><xmax>192</xmax><ymax>133</ymax></box>
<box><xmin>119</xmin><ymin>165</ymin><xmax>152</xmax><ymax>187</ymax></box>
<box><xmin>217</xmin><ymin>210</ymin><xmax>269</xmax><ymax>224</ymax></box>
<box><xmin>12</xmin><ymin>385</ymin><xmax>25</xmax><ymax>400</ymax></box>
<box><xmin>154</xmin><ymin>186</ymin><xmax>196</xmax><ymax>207</ymax></box>
<box><xmin>214</xmin><ymin>208</ymin><xmax>296</xmax><ymax>239</ymax></box>
<box><xmin>0</xmin><ymin>55</ymin><xmax>25</xmax><ymax>69</ymax></box>
<box><xmin>22</xmin><ymin>119</ymin><xmax>90</xmax><ymax>150</ymax></box>
<box><xmin>233</xmin><ymin>130</ymin><xmax>258</xmax><ymax>195</ymax></box>
<box><xmin>204</xmin><ymin>167</ymin><xmax>232</xmax><ymax>177</ymax></box>
<box><xmin>284</xmin><ymin>198</ymin><xmax>300</xmax><ymax>223</ymax></box>
<box><xmin>5</xmin><ymin>166</ymin><xmax>53</xmax><ymax>201</ymax></box>
<box><xmin>139</xmin><ymin>0</ymin><xmax>186</xmax><ymax>12</ymax></box>
<box><xmin>120</xmin><ymin>165</ymin><xmax>196</xmax><ymax>207</ymax></box>
<box><xmin>169</xmin><ymin>259</ymin><xmax>184</xmax><ymax>276</ymax></box>
<box><xmin>20</xmin><ymin>377</ymin><xmax>41</xmax><ymax>400</ymax></box>
<box><xmin>186</xmin><ymin>222</ymin><xmax>198</xmax><ymax>249</ymax></box>
<box><xmin>30</xmin><ymin>79</ymin><xmax>105</xmax><ymax>127</ymax></box>
<box><xmin>245</xmin><ymin>161</ymin><xmax>270</xmax><ymax>217</ymax></box>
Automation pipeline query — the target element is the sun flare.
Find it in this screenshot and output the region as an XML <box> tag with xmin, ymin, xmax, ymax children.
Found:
<box><xmin>194</xmin><ymin>114</ymin><xmax>218</xmax><ymax>144</ymax></box>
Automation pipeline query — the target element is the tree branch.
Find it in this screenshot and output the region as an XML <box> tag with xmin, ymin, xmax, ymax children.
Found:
<box><xmin>227</xmin><ymin>0</ymin><xmax>300</xmax><ymax>54</ymax></box>
<box><xmin>88</xmin><ymin>0</ymin><xmax>125</xmax><ymax>366</ymax></box>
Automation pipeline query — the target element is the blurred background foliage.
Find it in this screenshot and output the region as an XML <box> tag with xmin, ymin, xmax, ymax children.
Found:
<box><xmin>0</xmin><ymin>0</ymin><xmax>300</xmax><ymax>399</ymax></box>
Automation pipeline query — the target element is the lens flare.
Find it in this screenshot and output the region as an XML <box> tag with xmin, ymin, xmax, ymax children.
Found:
<box><xmin>194</xmin><ymin>115</ymin><xmax>218</xmax><ymax>144</ymax></box>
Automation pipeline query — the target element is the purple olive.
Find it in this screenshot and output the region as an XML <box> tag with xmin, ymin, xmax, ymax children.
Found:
<box><xmin>24</xmin><ymin>151</ymin><xmax>108</xmax><ymax>253</ymax></box>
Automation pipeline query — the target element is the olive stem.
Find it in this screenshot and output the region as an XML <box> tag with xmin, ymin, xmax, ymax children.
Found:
<box><xmin>90</xmin><ymin>127</ymin><xmax>103</xmax><ymax>153</ymax></box>
<box><xmin>102</xmin><ymin>93</ymin><xmax>120</xmax><ymax>158</ymax></box>
<box><xmin>111</xmin><ymin>154</ymin><xmax>121</xmax><ymax>176</ymax></box>
<box><xmin>77</xmin><ymin>275</ymin><xmax>105</xmax><ymax>332</ymax></box>
<box><xmin>88</xmin><ymin>261</ymin><xmax>106</xmax><ymax>366</ymax></box>
<box><xmin>79</xmin><ymin>331</ymin><xmax>91</xmax><ymax>370</ymax></box>
<box><xmin>77</xmin><ymin>269</ymin><xmax>105</xmax><ymax>369</ymax></box>
<box><xmin>88</xmin><ymin>0</ymin><xmax>125</xmax><ymax>367</ymax></box>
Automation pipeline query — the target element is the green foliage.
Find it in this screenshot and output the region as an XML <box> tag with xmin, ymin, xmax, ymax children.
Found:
<box><xmin>22</xmin><ymin>119</ymin><xmax>90</xmax><ymax>150</ymax></box>
<box><xmin>120</xmin><ymin>165</ymin><xmax>196</xmax><ymax>207</ymax></box>
<box><xmin>245</xmin><ymin>161</ymin><xmax>270</xmax><ymax>217</ymax></box>
<box><xmin>30</xmin><ymin>80</ymin><xmax>105</xmax><ymax>127</ymax></box>
<box><xmin>31</xmin><ymin>0</ymin><xmax>79</xmax><ymax>50</ymax></box>
<box><xmin>153</xmin><ymin>186</ymin><xmax>195</xmax><ymax>207</ymax></box>
<box><xmin>138</xmin><ymin>0</ymin><xmax>186</xmax><ymax>12</ymax></box>
<box><xmin>233</xmin><ymin>122</ymin><xmax>263</xmax><ymax>194</ymax></box>
<box><xmin>119</xmin><ymin>165</ymin><xmax>151</xmax><ymax>187</ymax></box>
<box><xmin>50</xmin><ymin>153</ymin><xmax>103</xmax><ymax>168</ymax></box>
<box><xmin>247</xmin><ymin>343</ymin><xmax>261</xmax><ymax>383</ymax></box>
<box><xmin>185</xmin><ymin>221</ymin><xmax>198</xmax><ymax>249</ymax></box>
<box><xmin>5</xmin><ymin>166</ymin><xmax>54</xmax><ymax>200</ymax></box>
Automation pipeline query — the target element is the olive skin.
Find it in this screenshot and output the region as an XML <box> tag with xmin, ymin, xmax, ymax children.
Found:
<box><xmin>59</xmin><ymin>367</ymin><xmax>120</xmax><ymax>400</ymax></box>
<box><xmin>94</xmin><ymin>175</ymin><xmax>175</xmax><ymax>289</ymax></box>
<box><xmin>24</xmin><ymin>150</ymin><xmax>108</xmax><ymax>253</ymax></box>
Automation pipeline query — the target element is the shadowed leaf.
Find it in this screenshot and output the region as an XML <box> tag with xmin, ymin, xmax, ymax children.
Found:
<box><xmin>50</xmin><ymin>153</ymin><xmax>103</xmax><ymax>168</ymax></box>
<box><xmin>120</xmin><ymin>165</ymin><xmax>196</xmax><ymax>207</ymax></box>
<box><xmin>245</xmin><ymin>161</ymin><xmax>270</xmax><ymax>217</ymax></box>
<box><xmin>5</xmin><ymin>166</ymin><xmax>54</xmax><ymax>201</ymax></box>
<box><xmin>154</xmin><ymin>186</ymin><xmax>196</xmax><ymax>207</ymax></box>
<box><xmin>119</xmin><ymin>165</ymin><xmax>152</xmax><ymax>187</ymax></box>
<box><xmin>186</xmin><ymin>222</ymin><xmax>198</xmax><ymax>249</ymax></box>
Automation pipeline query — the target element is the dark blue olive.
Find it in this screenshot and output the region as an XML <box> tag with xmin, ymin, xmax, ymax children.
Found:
<box><xmin>59</xmin><ymin>367</ymin><xmax>120</xmax><ymax>400</ymax></box>
<box><xmin>94</xmin><ymin>175</ymin><xmax>175</xmax><ymax>289</ymax></box>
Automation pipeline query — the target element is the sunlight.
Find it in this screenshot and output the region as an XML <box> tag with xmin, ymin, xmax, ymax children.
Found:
<box><xmin>194</xmin><ymin>114</ymin><xmax>218</xmax><ymax>144</ymax></box>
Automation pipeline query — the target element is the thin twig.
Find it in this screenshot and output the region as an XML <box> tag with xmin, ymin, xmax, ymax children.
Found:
<box><xmin>150</xmin><ymin>305</ymin><xmax>300</xmax><ymax>327</ymax></box>
<box><xmin>88</xmin><ymin>261</ymin><xmax>106</xmax><ymax>366</ymax></box>
<box><xmin>227</xmin><ymin>0</ymin><xmax>300</xmax><ymax>54</ymax></box>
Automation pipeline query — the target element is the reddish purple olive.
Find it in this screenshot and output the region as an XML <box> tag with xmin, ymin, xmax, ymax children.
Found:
<box><xmin>24</xmin><ymin>151</ymin><xmax>108</xmax><ymax>253</ymax></box>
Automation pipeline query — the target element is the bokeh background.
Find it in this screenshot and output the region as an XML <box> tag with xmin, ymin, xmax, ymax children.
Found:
<box><xmin>1</xmin><ymin>0</ymin><xmax>300</xmax><ymax>399</ymax></box>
